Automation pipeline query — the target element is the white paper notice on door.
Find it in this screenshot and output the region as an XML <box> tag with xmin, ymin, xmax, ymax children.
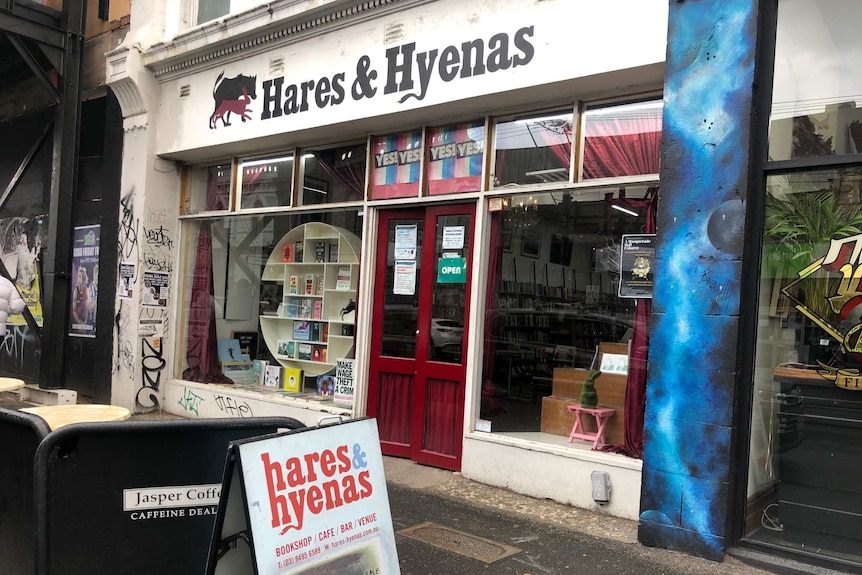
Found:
<box><xmin>394</xmin><ymin>224</ymin><xmax>417</xmax><ymax>259</ymax></box>
<box><xmin>393</xmin><ymin>260</ymin><xmax>416</xmax><ymax>295</ymax></box>
<box><xmin>442</xmin><ymin>226</ymin><xmax>465</xmax><ymax>249</ymax></box>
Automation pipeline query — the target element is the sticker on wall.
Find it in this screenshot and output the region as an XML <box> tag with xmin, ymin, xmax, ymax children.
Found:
<box><xmin>118</xmin><ymin>262</ymin><xmax>135</xmax><ymax>300</ymax></box>
<box><xmin>69</xmin><ymin>225</ymin><xmax>100</xmax><ymax>338</ymax></box>
<box><xmin>142</xmin><ymin>271</ymin><xmax>169</xmax><ymax>308</ymax></box>
<box><xmin>393</xmin><ymin>261</ymin><xmax>416</xmax><ymax>295</ymax></box>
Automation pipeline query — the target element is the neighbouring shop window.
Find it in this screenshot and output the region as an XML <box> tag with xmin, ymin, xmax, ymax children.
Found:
<box><xmin>491</xmin><ymin>109</ymin><xmax>574</xmax><ymax>187</ymax></box>
<box><xmin>768</xmin><ymin>0</ymin><xmax>862</xmax><ymax>161</ymax></box>
<box><xmin>426</xmin><ymin>121</ymin><xmax>485</xmax><ymax>195</ymax></box>
<box><xmin>746</xmin><ymin>166</ymin><xmax>862</xmax><ymax>563</ymax></box>
<box><xmin>481</xmin><ymin>185</ymin><xmax>653</xmax><ymax>446</ymax></box>
<box><xmin>197</xmin><ymin>0</ymin><xmax>230</xmax><ymax>24</ymax></box>
<box><xmin>185</xmin><ymin>163</ymin><xmax>231</xmax><ymax>214</ymax></box>
<box><xmin>239</xmin><ymin>154</ymin><xmax>295</xmax><ymax>209</ymax></box>
<box><xmin>582</xmin><ymin>100</ymin><xmax>663</xmax><ymax>180</ymax></box>
<box><xmin>370</xmin><ymin>130</ymin><xmax>423</xmax><ymax>199</ymax></box>
<box><xmin>177</xmin><ymin>209</ymin><xmax>363</xmax><ymax>397</ymax></box>
<box><xmin>300</xmin><ymin>142</ymin><xmax>367</xmax><ymax>205</ymax></box>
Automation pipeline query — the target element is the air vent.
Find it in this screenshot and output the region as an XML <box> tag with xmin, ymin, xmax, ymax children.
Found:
<box><xmin>270</xmin><ymin>57</ymin><xmax>285</xmax><ymax>76</ymax></box>
<box><xmin>384</xmin><ymin>22</ymin><xmax>404</xmax><ymax>44</ymax></box>
<box><xmin>179</xmin><ymin>85</ymin><xmax>190</xmax><ymax>98</ymax></box>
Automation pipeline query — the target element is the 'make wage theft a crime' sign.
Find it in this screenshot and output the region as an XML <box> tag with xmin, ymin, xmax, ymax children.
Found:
<box><xmin>206</xmin><ymin>418</ymin><xmax>400</xmax><ymax>575</ymax></box>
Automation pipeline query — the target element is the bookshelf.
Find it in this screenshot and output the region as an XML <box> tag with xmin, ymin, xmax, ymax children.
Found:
<box><xmin>260</xmin><ymin>223</ymin><xmax>360</xmax><ymax>376</ymax></box>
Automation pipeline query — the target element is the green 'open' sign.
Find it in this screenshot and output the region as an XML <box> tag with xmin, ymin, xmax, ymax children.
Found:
<box><xmin>437</xmin><ymin>257</ymin><xmax>466</xmax><ymax>283</ymax></box>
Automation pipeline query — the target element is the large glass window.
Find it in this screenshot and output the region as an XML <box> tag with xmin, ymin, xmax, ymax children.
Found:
<box><xmin>239</xmin><ymin>154</ymin><xmax>294</xmax><ymax>209</ymax></box>
<box><xmin>769</xmin><ymin>0</ymin><xmax>862</xmax><ymax>161</ymax></box>
<box><xmin>481</xmin><ymin>186</ymin><xmax>650</xmax><ymax>441</ymax></box>
<box><xmin>492</xmin><ymin>109</ymin><xmax>574</xmax><ymax>187</ymax></box>
<box><xmin>300</xmin><ymin>142</ymin><xmax>367</xmax><ymax>205</ymax></box>
<box><xmin>370</xmin><ymin>130</ymin><xmax>423</xmax><ymax>200</ymax></box>
<box><xmin>185</xmin><ymin>163</ymin><xmax>232</xmax><ymax>214</ymax></box>
<box><xmin>582</xmin><ymin>100</ymin><xmax>663</xmax><ymax>179</ymax></box>
<box><xmin>178</xmin><ymin>209</ymin><xmax>363</xmax><ymax>396</ymax></box>
<box><xmin>747</xmin><ymin>167</ymin><xmax>862</xmax><ymax>565</ymax></box>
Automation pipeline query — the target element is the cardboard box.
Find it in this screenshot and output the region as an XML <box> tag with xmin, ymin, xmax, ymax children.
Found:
<box><xmin>551</xmin><ymin>369</ymin><xmax>627</xmax><ymax>406</ymax></box>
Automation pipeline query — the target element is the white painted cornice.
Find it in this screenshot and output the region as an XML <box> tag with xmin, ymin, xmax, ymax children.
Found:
<box><xmin>142</xmin><ymin>0</ymin><xmax>428</xmax><ymax>81</ymax></box>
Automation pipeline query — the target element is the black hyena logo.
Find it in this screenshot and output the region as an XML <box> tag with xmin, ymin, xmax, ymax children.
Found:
<box><xmin>209</xmin><ymin>71</ymin><xmax>258</xmax><ymax>129</ymax></box>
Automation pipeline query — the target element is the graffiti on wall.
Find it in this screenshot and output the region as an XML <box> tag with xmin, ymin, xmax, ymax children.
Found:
<box><xmin>638</xmin><ymin>1</ymin><xmax>756</xmax><ymax>560</ymax></box>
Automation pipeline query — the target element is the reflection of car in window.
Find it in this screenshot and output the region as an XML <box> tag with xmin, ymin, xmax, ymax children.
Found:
<box><xmin>430</xmin><ymin>318</ymin><xmax>463</xmax><ymax>360</ymax></box>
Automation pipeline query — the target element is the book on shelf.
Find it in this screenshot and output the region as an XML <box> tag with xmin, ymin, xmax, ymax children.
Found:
<box><xmin>263</xmin><ymin>364</ymin><xmax>282</xmax><ymax>388</ymax></box>
<box><xmin>312</xmin><ymin>346</ymin><xmax>327</xmax><ymax>363</ymax></box>
<box><xmin>288</xmin><ymin>275</ymin><xmax>299</xmax><ymax>295</ymax></box>
<box><xmin>222</xmin><ymin>361</ymin><xmax>255</xmax><ymax>384</ymax></box>
<box><xmin>295</xmin><ymin>241</ymin><xmax>304</xmax><ymax>262</ymax></box>
<box><xmin>299</xmin><ymin>298</ymin><xmax>312</xmax><ymax>318</ymax></box>
<box><xmin>293</xmin><ymin>320</ymin><xmax>311</xmax><ymax>341</ymax></box>
<box><xmin>297</xmin><ymin>343</ymin><xmax>313</xmax><ymax>361</ymax></box>
<box><xmin>316</xmin><ymin>374</ymin><xmax>335</xmax><ymax>396</ymax></box>
<box><xmin>336</xmin><ymin>267</ymin><xmax>352</xmax><ymax>290</ymax></box>
<box><xmin>329</xmin><ymin>243</ymin><xmax>339</xmax><ymax>262</ymax></box>
<box><xmin>217</xmin><ymin>339</ymin><xmax>249</xmax><ymax>363</ymax></box>
<box><xmin>286</xmin><ymin>341</ymin><xmax>295</xmax><ymax>358</ymax></box>
<box><xmin>252</xmin><ymin>359</ymin><xmax>268</xmax><ymax>385</ymax></box>
<box><xmin>314</xmin><ymin>274</ymin><xmax>324</xmax><ymax>295</ymax></box>
<box><xmin>309</xmin><ymin>322</ymin><xmax>320</xmax><ymax>342</ymax></box>
<box><xmin>341</xmin><ymin>324</ymin><xmax>355</xmax><ymax>337</ymax></box>
<box><xmin>287</xmin><ymin>299</ymin><xmax>299</xmax><ymax>318</ymax></box>
<box><xmin>315</xmin><ymin>241</ymin><xmax>327</xmax><ymax>262</ymax></box>
<box><xmin>283</xmin><ymin>366</ymin><xmax>304</xmax><ymax>393</ymax></box>
<box><xmin>321</xmin><ymin>323</ymin><xmax>329</xmax><ymax>342</ymax></box>
<box><xmin>282</xmin><ymin>242</ymin><xmax>294</xmax><ymax>262</ymax></box>
<box><xmin>276</xmin><ymin>339</ymin><xmax>291</xmax><ymax>356</ymax></box>
<box><xmin>304</xmin><ymin>274</ymin><xmax>315</xmax><ymax>295</ymax></box>
<box><xmin>313</xmin><ymin>300</ymin><xmax>323</xmax><ymax>320</ymax></box>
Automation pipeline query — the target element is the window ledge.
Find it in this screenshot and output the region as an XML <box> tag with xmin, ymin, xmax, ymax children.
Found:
<box><xmin>465</xmin><ymin>430</ymin><xmax>643</xmax><ymax>471</ymax></box>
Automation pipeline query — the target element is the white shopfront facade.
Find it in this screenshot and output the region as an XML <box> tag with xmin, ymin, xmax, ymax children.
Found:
<box><xmin>107</xmin><ymin>0</ymin><xmax>667</xmax><ymax>520</ymax></box>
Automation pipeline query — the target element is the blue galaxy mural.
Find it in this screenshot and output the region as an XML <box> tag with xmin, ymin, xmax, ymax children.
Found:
<box><xmin>639</xmin><ymin>0</ymin><xmax>758</xmax><ymax>560</ymax></box>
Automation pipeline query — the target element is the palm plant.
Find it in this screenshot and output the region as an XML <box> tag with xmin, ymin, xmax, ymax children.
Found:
<box><xmin>764</xmin><ymin>187</ymin><xmax>862</xmax><ymax>321</ymax></box>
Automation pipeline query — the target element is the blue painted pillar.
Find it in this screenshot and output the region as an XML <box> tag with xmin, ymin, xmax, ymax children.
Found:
<box><xmin>639</xmin><ymin>0</ymin><xmax>764</xmax><ymax>560</ymax></box>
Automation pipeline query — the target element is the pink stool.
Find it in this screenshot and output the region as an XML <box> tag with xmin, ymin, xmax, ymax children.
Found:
<box><xmin>567</xmin><ymin>404</ymin><xmax>615</xmax><ymax>449</ymax></box>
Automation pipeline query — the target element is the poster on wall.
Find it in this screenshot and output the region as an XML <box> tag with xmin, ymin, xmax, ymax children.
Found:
<box><xmin>394</xmin><ymin>224</ymin><xmax>417</xmax><ymax>259</ymax></box>
<box><xmin>118</xmin><ymin>262</ymin><xmax>135</xmax><ymax>300</ymax></box>
<box><xmin>142</xmin><ymin>270</ymin><xmax>170</xmax><ymax>307</ymax></box>
<box><xmin>69</xmin><ymin>225</ymin><xmax>100</xmax><ymax>338</ymax></box>
<box><xmin>334</xmin><ymin>358</ymin><xmax>355</xmax><ymax>407</ymax></box>
<box><xmin>393</xmin><ymin>261</ymin><xmax>416</xmax><ymax>295</ymax></box>
<box><xmin>205</xmin><ymin>418</ymin><xmax>400</xmax><ymax>575</ymax></box>
<box><xmin>619</xmin><ymin>234</ymin><xmax>656</xmax><ymax>299</ymax></box>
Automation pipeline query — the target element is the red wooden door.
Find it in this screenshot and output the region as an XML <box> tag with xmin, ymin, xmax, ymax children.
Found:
<box><xmin>367</xmin><ymin>204</ymin><xmax>475</xmax><ymax>470</ymax></box>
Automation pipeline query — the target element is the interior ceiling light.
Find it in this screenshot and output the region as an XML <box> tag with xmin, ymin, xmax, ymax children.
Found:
<box><xmin>611</xmin><ymin>204</ymin><xmax>639</xmax><ymax>217</ymax></box>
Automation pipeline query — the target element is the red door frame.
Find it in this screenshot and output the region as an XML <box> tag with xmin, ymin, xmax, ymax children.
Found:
<box><xmin>367</xmin><ymin>203</ymin><xmax>475</xmax><ymax>470</ymax></box>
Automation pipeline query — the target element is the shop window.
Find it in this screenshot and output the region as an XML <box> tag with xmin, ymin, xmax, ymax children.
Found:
<box><xmin>185</xmin><ymin>163</ymin><xmax>231</xmax><ymax>214</ymax></box>
<box><xmin>491</xmin><ymin>109</ymin><xmax>574</xmax><ymax>187</ymax></box>
<box><xmin>769</xmin><ymin>1</ymin><xmax>862</xmax><ymax>162</ymax></box>
<box><xmin>582</xmin><ymin>100</ymin><xmax>662</xmax><ymax>180</ymax></box>
<box><xmin>178</xmin><ymin>209</ymin><xmax>363</xmax><ymax>394</ymax></box>
<box><xmin>300</xmin><ymin>143</ymin><xmax>367</xmax><ymax>205</ymax></box>
<box><xmin>425</xmin><ymin>121</ymin><xmax>486</xmax><ymax>195</ymax></box>
<box><xmin>239</xmin><ymin>154</ymin><xmax>295</xmax><ymax>209</ymax></box>
<box><xmin>197</xmin><ymin>0</ymin><xmax>230</xmax><ymax>24</ymax></box>
<box><xmin>370</xmin><ymin>130</ymin><xmax>423</xmax><ymax>199</ymax></box>
<box><xmin>481</xmin><ymin>186</ymin><xmax>653</xmax><ymax>447</ymax></box>
<box><xmin>746</xmin><ymin>166</ymin><xmax>862</xmax><ymax>563</ymax></box>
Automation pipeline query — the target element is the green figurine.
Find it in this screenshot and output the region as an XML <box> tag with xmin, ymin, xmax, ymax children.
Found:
<box><xmin>579</xmin><ymin>370</ymin><xmax>602</xmax><ymax>409</ymax></box>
